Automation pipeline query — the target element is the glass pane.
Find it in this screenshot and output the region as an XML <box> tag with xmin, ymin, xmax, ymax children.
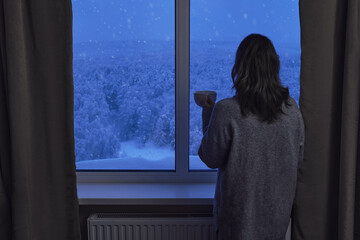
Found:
<box><xmin>190</xmin><ymin>0</ymin><xmax>300</xmax><ymax>170</ymax></box>
<box><xmin>73</xmin><ymin>0</ymin><xmax>175</xmax><ymax>170</ymax></box>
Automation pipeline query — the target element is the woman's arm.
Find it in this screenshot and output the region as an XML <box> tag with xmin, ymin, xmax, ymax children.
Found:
<box><xmin>202</xmin><ymin>106</ymin><xmax>214</xmax><ymax>134</ymax></box>
<box><xmin>199</xmin><ymin>94</ymin><xmax>216</xmax><ymax>133</ymax></box>
<box><xmin>198</xmin><ymin>101</ymin><xmax>232</xmax><ymax>169</ymax></box>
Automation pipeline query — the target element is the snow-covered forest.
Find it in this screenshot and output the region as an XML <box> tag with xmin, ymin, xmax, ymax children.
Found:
<box><xmin>73</xmin><ymin>40</ymin><xmax>300</xmax><ymax>170</ymax></box>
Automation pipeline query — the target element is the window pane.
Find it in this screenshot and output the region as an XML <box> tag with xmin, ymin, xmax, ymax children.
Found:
<box><xmin>189</xmin><ymin>0</ymin><xmax>300</xmax><ymax>170</ymax></box>
<box><xmin>73</xmin><ymin>0</ymin><xmax>175</xmax><ymax>170</ymax></box>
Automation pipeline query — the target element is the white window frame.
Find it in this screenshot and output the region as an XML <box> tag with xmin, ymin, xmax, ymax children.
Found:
<box><xmin>76</xmin><ymin>0</ymin><xmax>217</xmax><ymax>184</ymax></box>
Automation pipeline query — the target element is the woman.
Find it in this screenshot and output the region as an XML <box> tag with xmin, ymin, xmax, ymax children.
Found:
<box><xmin>198</xmin><ymin>34</ymin><xmax>304</xmax><ymax>240</ymax></box>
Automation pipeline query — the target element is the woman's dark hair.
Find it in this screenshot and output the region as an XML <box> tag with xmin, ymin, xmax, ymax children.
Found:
<box><xmin>232</xmin><ymin>34</ymin><xmax>290</xmax><ymax>123</ymax></box>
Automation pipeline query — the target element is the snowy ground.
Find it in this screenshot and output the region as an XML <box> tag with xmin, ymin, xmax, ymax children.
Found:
<box><xmin>76</xmin><ymin>140</ymin><xmax>207</xmax><ymax>170</ymax></box>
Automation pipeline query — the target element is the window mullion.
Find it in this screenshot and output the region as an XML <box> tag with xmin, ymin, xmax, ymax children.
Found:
<box><xmin>175</xmin><ymin>0</ymin><xmax>190</xmax><ymax>176</ymax></box>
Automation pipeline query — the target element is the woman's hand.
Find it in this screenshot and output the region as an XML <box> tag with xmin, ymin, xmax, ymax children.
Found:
<box><xmin>201</xmin><ymin>96</ymin><xmax>215</xmax><ymax>133</ymax></box>
<box><xmin>201</xmin><ymin>95</ymin><xmax>215</xmax><ymax>108</ymax></box>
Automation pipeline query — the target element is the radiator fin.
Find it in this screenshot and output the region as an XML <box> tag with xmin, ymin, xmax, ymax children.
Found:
<box><xmin>88</xmin><ymin>214</ymin><xmax>216</xmax><ymax>240</ymax></box>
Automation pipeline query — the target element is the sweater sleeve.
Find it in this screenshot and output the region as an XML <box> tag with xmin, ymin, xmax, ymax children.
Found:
<box><xmin>198</xmin><ymin>101</ymin><xmax>232</xmax><ymax>169</ymax></box>
<box><xmin>202</xmin><ymin>106</ymin><xmax>214</xmax><ymax>134</ymax></box>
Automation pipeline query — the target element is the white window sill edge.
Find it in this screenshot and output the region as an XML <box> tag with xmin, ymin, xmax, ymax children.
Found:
<box><xmin>77</xmin><ymin>183</ymin><xmax>215</xmax><ymax>205</ymax></box>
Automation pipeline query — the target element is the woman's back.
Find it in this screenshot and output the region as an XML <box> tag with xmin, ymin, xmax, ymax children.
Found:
<box><xmin>198</xmin><ymin>96</ymin><xmax>304</xmax><ymax>239</ymax></box>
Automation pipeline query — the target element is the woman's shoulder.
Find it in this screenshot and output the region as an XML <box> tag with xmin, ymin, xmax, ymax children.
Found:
<box><xmin>215</xmin><ymin>96</ymin><xmax>302</xmax><ymax>123</ymax></box>
<box><xmin>211</xmin><ymin>97</ymin><xmax>242</xmax><ymax>122</ymax></box>
<box><xmin>282</xmin><ymin>97</ymin><xmax>304</xmax><ymax>129</ymax></box>
<box><xmin>284</xmin><ymin>97</ymin><xmax>301</xmax><ymax>115</ymax></box>
<box><xmin>216</xmin><ymin>97</ymin><xmax>239</xmax><ymax>108</ymax></box>
<box><xmin>287</xmin><ymin>97</ymin><xmax>298</xmax><ymax>107</ymax></box>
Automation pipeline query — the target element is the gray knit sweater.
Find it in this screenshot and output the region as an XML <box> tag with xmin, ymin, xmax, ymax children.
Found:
<box><xmin>198</xmin><ymin>96</ymin><xmax>304</xmax><ymax>240</ymax></box>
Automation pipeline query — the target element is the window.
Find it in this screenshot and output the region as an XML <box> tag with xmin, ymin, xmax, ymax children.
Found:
<box><xmin>73</xmin><ymin>0</ymin><xmax>175</xmax><ymax>171</ymax></box>
<box><xmin>189</xmin><ymin>0</ymin><xmax>301</xmax><ymax>170</ymax></box>
<box><xmin>74</xmin><ymin>0</ymin><xmax>300</xmax><ymax>181</ymax></box>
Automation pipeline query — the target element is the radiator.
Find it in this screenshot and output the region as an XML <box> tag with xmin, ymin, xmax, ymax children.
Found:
<box><xmin>88</xmin><ymin>213</ymin><xmax>217</xmax><ymax>240</ymax></box>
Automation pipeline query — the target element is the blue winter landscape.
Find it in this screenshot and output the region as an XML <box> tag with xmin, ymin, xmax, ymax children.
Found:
<box><xmin>72</xmin><ymin>0</ymin><xmax>300</xmax><ymax>170</ymax></box>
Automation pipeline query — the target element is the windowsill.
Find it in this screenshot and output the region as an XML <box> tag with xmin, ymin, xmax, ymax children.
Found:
<box><xmin>77</xmin><ymin>183</ymin><xmax>215</xmax><ymax>205</ymax></box>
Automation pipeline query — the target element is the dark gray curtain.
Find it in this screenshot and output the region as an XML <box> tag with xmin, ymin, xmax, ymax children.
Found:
<box><xmin>0</xmin><ymin>0</ymin><xmax>80</xmax><ymax>239</ymax></box>
<box><xmin>292</xmin><ymin>0</ymin><xmax>360</xmax><ymax>239</ymax></box>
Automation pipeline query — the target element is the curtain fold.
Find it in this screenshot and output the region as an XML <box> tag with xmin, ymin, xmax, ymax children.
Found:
<box><xmin>292</xmin><ymin>0</ymin><xmax>360</xmax><ymax>239</ymax></box>
<box><xmin>0</xmin><ymin>0</ymin><xmax>80</xmax><ymax>239</ymax></box>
